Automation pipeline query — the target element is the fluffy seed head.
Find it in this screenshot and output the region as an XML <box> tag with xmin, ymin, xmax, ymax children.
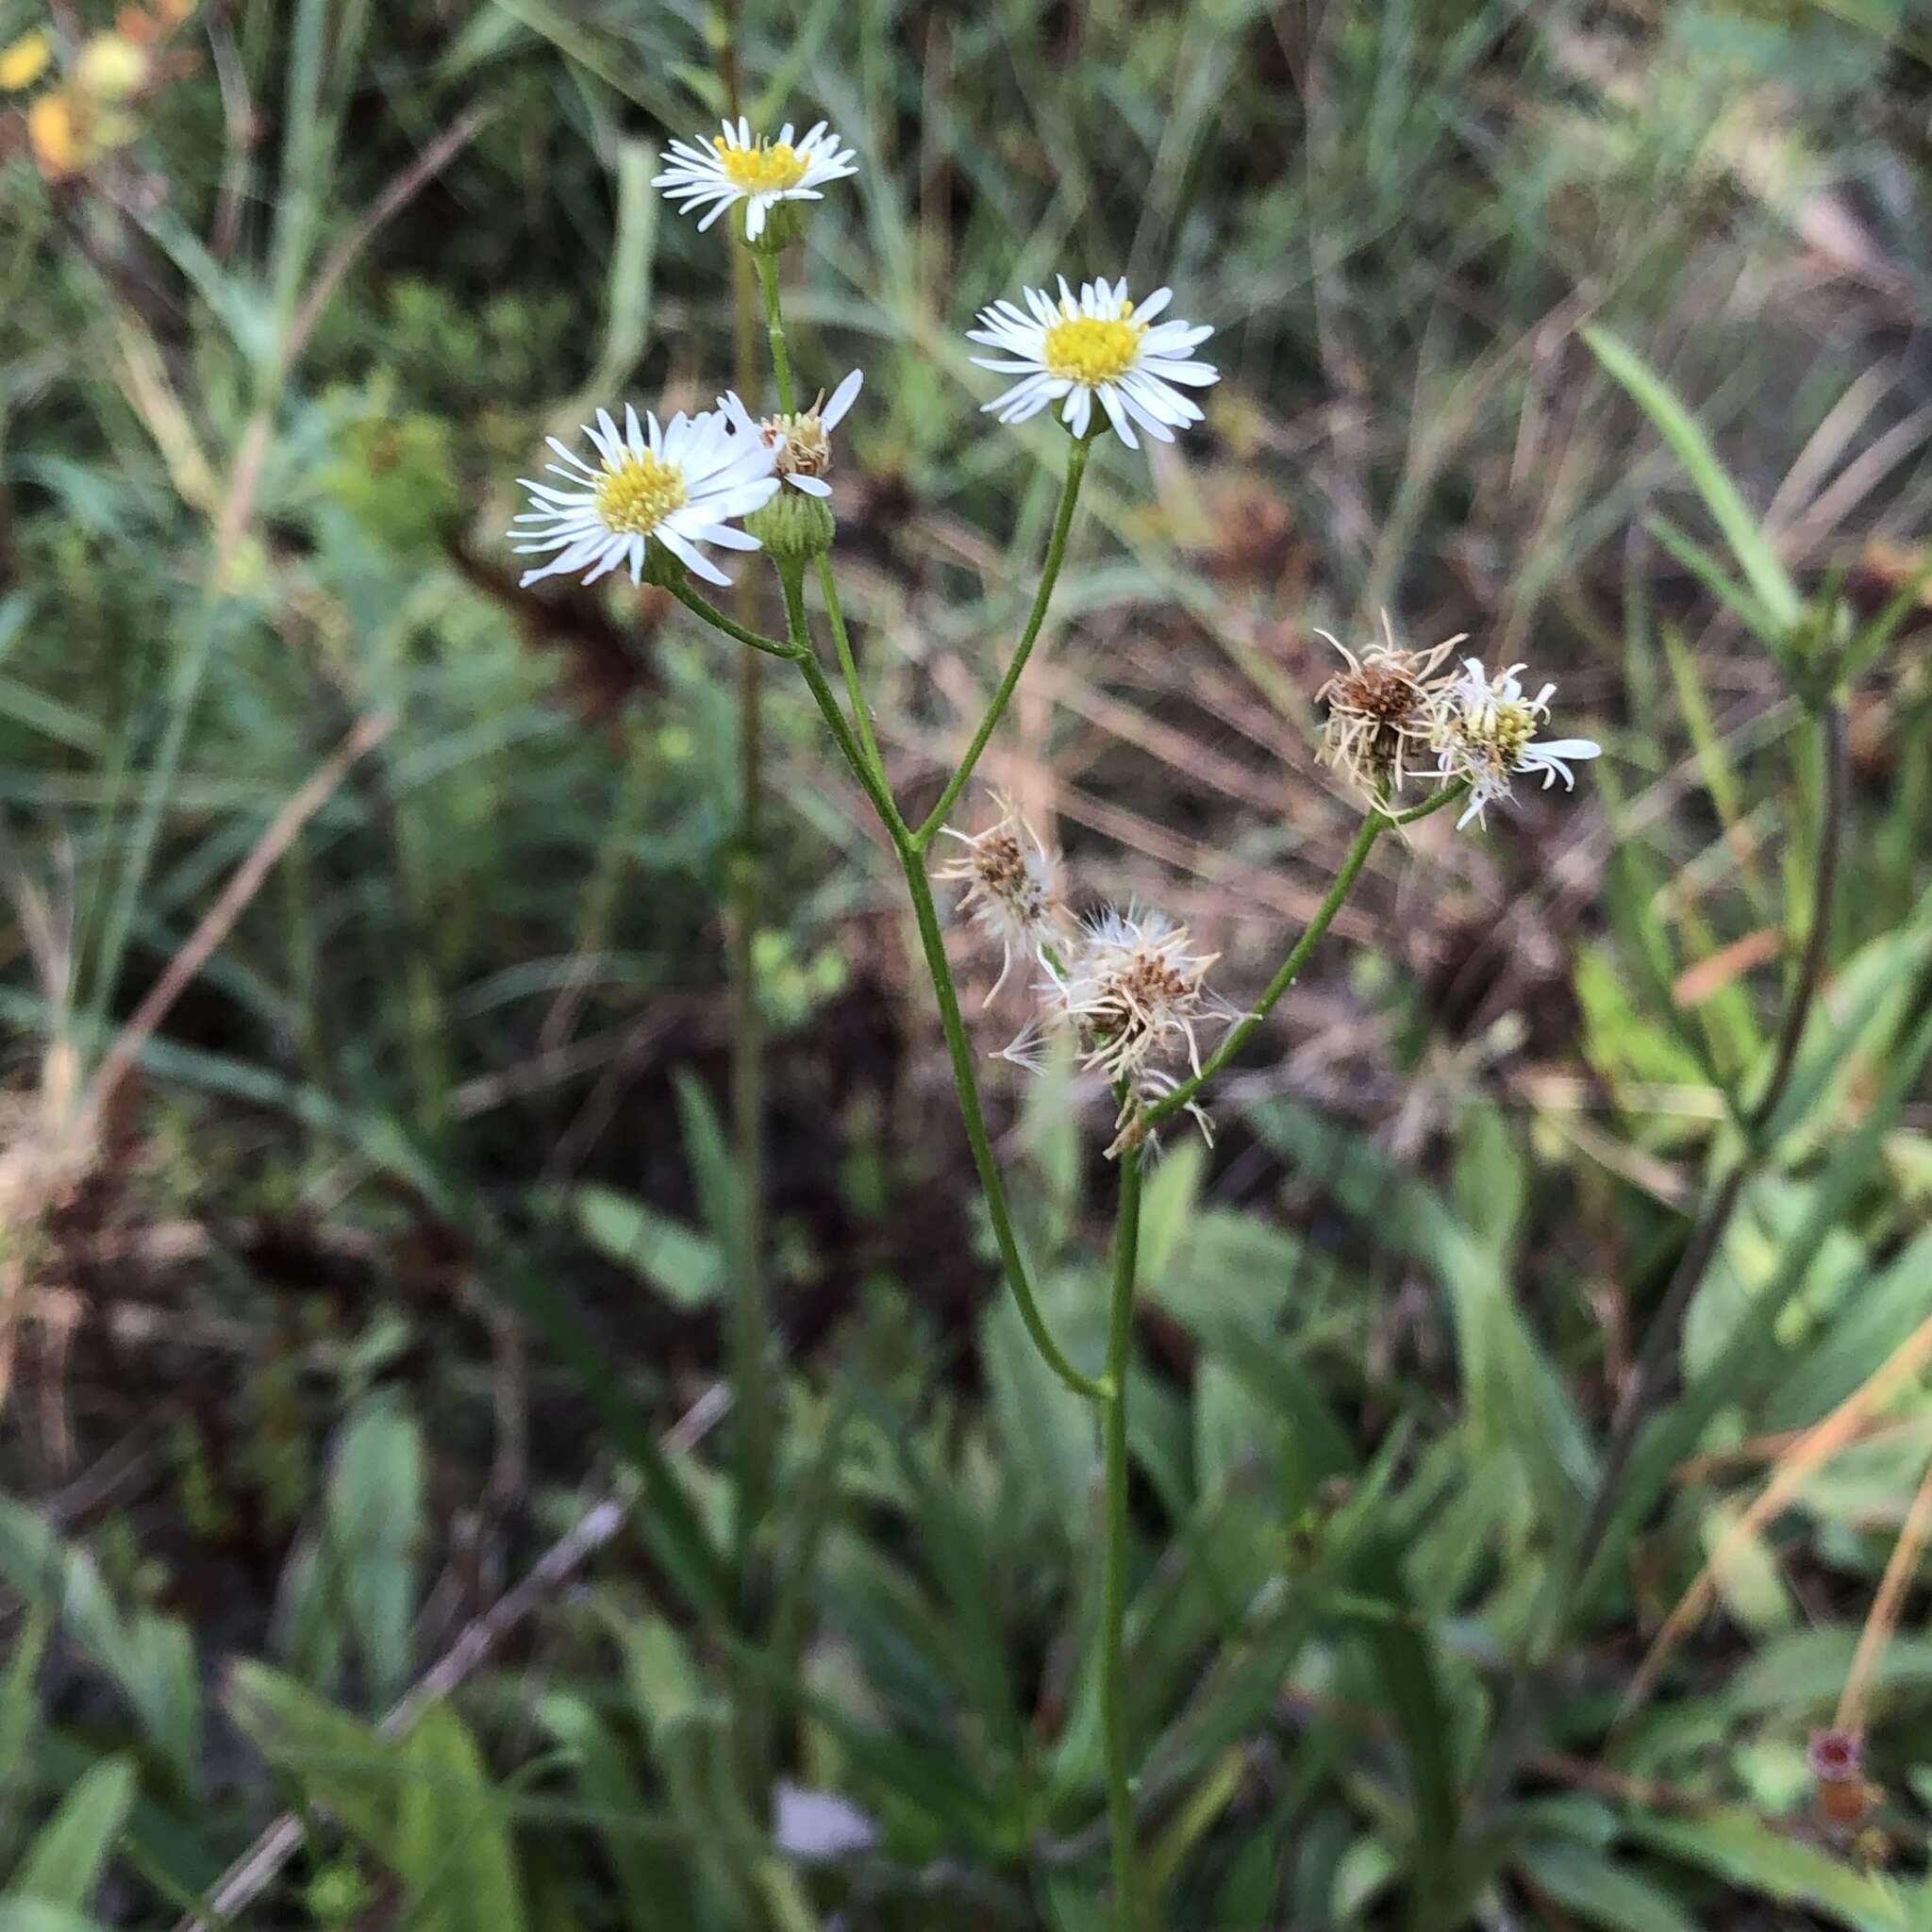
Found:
<box><xmin>1316</xmin><ymin>614</ymin><xmax>1461</xmax><ymax>798</ymax></box>
<box><xmin>936</xmin><ymin>793</ymin><xmax>1067</xmax><ymax>1004</ymax></box>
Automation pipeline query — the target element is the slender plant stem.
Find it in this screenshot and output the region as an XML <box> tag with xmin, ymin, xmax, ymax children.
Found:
<box><xmin>664</xmin><ymin>579</ymin><xmax>800</xmax><ymax>659</ymax></box>
<box><xmin>915</xmin><ymin>437</ymin><xmax>1091</xmax><ymax>848</ymax></box>
<box><xmin>1101</xmin><ymin>1145</ymin><xmax>1143</xmax><ymax>1929</ymax></box>
<box><xmin>1142</xmin><ymin>785</ymin><xmax>1461</xmax><ymax>1126</ymax></box>
<box><xmin>718</xmin><ymin>8</ymin><xmax>774</xmax><ymax>1838</ymax></box>
<box><xmin>753</xmin><ymin>255</ymin><xmax>892</xmax><ymax>792</ymax></box>
<box><xmin>754</xmin><ymin>252</ymin><xmax>798</xmax><ymax>412</ymax></box>
<box><xmin>817</xmin><ymin>554</ymin><xmax>891</xmax><ymax>790</ymax></box>
<box><xmin>897</xmin><ymin>847</ymin><xmax>1109</xmax><ymax>1399</ymax></box>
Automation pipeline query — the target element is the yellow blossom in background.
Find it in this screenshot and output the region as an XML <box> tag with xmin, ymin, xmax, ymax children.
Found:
<box><xmin>76</xmin><ymin>32</ymin><xmax>150</xmax><ymax>102</ymax></box>
<box><xmin>0</xmin><ymin>28</ymin><xmax>52</xmax><ymax>91</ymax></box>
<box><xmin>26</xmin><ymin>91</ymin><xmax>80</xmax><ymax>175</ymax></box>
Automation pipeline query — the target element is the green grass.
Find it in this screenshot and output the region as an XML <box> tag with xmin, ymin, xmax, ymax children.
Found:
<box><xmin>5</xmin><ymin>0</ymin><xmax>1932</xmax><ymax>1926</ymax></box>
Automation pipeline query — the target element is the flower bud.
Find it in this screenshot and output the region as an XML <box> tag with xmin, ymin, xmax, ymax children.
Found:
<box><xmin>735</xmin><ymin>194</ymin><xmax>808</xmax><ymax>257</ymax></box>
<box><xmin>744</xmin><ymin>488</ymin><xmax>835</xmax><ymax>568</ymax></box>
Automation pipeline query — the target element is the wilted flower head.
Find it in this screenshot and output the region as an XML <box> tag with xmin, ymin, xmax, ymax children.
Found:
<box><xmin>721</xmin><ymin>369</ymin><xmax>862</xmax><ymax>499</ymax></box>
<box><xmin>1430</xmin><ymin>657</ymin><xmax>1602</xmax><ymax>828</ymax></box>
<box><xmin>653</xmin><ymin>116</ymin><xmax>858</xmax><ymax>244</ymax></box>
<box><xmin>936</xmin><ymin>792</ymin><xmax>1067</xmax><ymax>1003</ymax></box>
<box><xmin>1024</xmin><ymin>907</ymin><xmax>1235</xmax><ymax>1154</ymax></box>
<box><xmin>509</xmin><ymin>405</ymin><xmax>778</xmax><ymax>589</ymax></box>
<box><xmin>1315</xmin><ymin>614</ymin><xmax>1462</xmax><ymax>799</ymax></box>
<box><xmin>968</xmin><ymin>275</ymin><xmax>1217</xmax><ymax>448</ymax></box>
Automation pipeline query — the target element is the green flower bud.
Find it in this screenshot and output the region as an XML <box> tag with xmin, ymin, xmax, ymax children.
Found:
<box><xmin>734</xmin><ymin>195</ymin><xmax>808</xmax><ymax>257</ymax></box>
<box><xmin>744</xmin><ymin>489</ymin><xmax>835</xmax><ymax>568</ymax></box>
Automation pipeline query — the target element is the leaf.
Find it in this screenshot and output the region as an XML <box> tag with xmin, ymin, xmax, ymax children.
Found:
<box><xmin>226</xmin><ymin>1662</ymin><xmax>402</xmax><ymax>1860</ymax></box>
<box><xmin>394</xmin><ymin>1705</ymin><xmax>526</xmax><ymax>1932</ymax></box>
<box><xmin>1515</xmin><ymin>1837</ymin><xmax>1701</xmax><ymax>1932</ymax></box>
<box><xmin>324</xmin><ymin>1395</ymin><xmax>425</xmax><ymax>1703</ymax></box>
<box><xmin>1626</xmin><ymin>1808</ymin><xmax>1908</xmax><ymax>1931</ymax></box>
<box><xmin>10</xmin><ymin>1757</ymin><xmax>135</xmax><ymax>1909</ymax></box>
<box><xmin>1585</xmin><ymin>326</ymin><xmax>1804</xmax><ymax>634</ymax></box>
<box><xmin>564</xmin><ymin>1185</ymin><xmax>723</xmax><ymax>1308</ymax></box>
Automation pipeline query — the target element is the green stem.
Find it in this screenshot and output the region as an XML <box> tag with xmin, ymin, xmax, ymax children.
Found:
<box><xmin>720</xmin><ymin>35</ymin><xmax>773</xmax><ymax>1829</ymax></box>
<box><xmin>753</xmin><ymin>257</ymin><xmax>891</xmax><ymax>796</ymax></box>
<box><xmin>818</xmin><ymin>554</ymin><xmax>891</xmax><ymax>791</ymax></box>
<box><xmin>754</xmin><ymin>252</ymin><xmax>797</xmax><ymax>412</ymax></box>
<box><xmin>1101</xmin><ymin>1146</ymin><xmax>1142</xmax><ymax>1928</ymax></box>
<box><xmin>1142</xmin><ymin>784</ymin><xmax>1462</xmax><ymax>1125</ymax></box>
<box><xmin>778</xmin><ymin>575</ymin><xmax>906</xmax><ymax>835</ymax></box>
<box><xmin>898</xmin><ymin>847</ymin><xmax>1108</xmax><ymax>1399</ymax></box>
<box><xmin>914</xmin><ymin>437</ymin><xmax>1091</xmax><ymax>848</ymax></box>
<box><xmin>664</xmin><ymin>578</ymin><xmax>800</xmax><ymax>659</ymax></box>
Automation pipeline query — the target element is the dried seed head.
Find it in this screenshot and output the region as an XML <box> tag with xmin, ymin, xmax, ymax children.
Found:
<box><xmin>1315</xmin><ymin>613</ymin><xmax>1461</xmax><ymax>799</ymax></box>
<box><xmin>936</xmin><ymin>792</ymin><xmax>1068</xmax><ymax>1004</ymax></box>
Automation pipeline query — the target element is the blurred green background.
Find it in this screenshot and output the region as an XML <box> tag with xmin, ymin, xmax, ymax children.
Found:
<box><xmin>6</xmin><ymin>0</ymin><xmax>1932</xmax><ymax>1925</ymax></box>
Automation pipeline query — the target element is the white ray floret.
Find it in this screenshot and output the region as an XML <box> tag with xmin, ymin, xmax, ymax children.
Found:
<box><xmin>720</xmin><ymin>369</ymin><xmax>863</xmax><ymax>498</ymax></box>
<box><xmin>508</xmin><ymin>406</ymin><xmax>780</xmax><ymax>590</ymax></box>
<box><xmin>1431</xmin><ymin>657</ymin><xmax>1602</xmax><ymax>828</ymax></box>
<box><xmin>967</xmin><ymin>275</ymin><xmax>1218</xmax><ymax>448</ymax></box>
<box><xmin>653</xmin><ymin>116</ymin><xmax>858</xmax><ymax>240</ymax></box>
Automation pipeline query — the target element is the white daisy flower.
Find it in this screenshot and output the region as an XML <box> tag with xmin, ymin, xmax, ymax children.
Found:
<box><xmin>653</xmin><ymin>116</ymin><xmax>858</xmax><ymax>242</ymax></box>
<box><xmin>935</xmin><ymin>791</ymin><xmax>1068</xmax><ymax>1003</ymax></box>
<box><xmin>967</xmin><ymin>275</ymin><xmax>1217</xmax><ymax>448</ymax></box>
<box><xmin>509</xmin><ymin>405</ymin><xmax>779</xmax><ymax>590</ymax></box>
<box><xmin>1430</xmin><ymin>657</ymin><xmax>1602</xmax><ymax>828</ymax></box>
<box><xmin>720</xmin><ymin>369</ymin><xmax>862</xmax><ymax>499</ymax></box>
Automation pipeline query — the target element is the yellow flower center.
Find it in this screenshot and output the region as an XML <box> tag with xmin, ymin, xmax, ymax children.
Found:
<box><xmin>1488</xmin><ymin>698</ymin><xmax>1537</xmax><ymax>765</ymax></box>
<box><xmin>1042</xmin><ymin>312</ymin><xmax>1145</xmax><ymax>386</ymax></box>
<box><xmin>714</xmin><ymin>137</ymin><xmax>808</xmax><ymax>194</ymax></box>
<box><xmin>594</xmin><ymin>451</ymin><xmax>686</xmax><ymax>535</ymax></box>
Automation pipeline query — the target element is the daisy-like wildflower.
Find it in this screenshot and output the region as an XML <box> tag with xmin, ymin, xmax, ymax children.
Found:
<box><xmin>968</xmin><ymin>275</ymin><xmax>1217</xmax><ymax>448</ymax></box>
<box><xmin>935</xmin><ymin>791</ymin><xmax>1068</xmax><ymax>1003</ymax></box>
<box><xmin>1016</xmin><ymin>907</ymin><xmax>1235</xmax><ymax>1154</ymax></box>
<box><xmin>721</xmin><ymin>369</ymin><xmax>862</xmax><ymax>498</ymax></box>
<box><xmin>1316</xmin><ymin>613</ymin><xmax>1464</xmax><ymax>800</ymax></box>
<box><xmin>1430</xmin><ymin>657</ymin><xmax>1602</xmax><ymax>828</ymax></box>
<box><xmin>653</xmin><ymin>116</ymin><xmax>858</xmax><ymax>242</ymax></box>
<box><xmin>509</xmin><ymin>406</ymin><xmax>779</xmax><ymax>590</ymax></box>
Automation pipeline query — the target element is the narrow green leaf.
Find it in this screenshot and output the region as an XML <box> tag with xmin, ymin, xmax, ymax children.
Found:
<box><xmin>1586</xmin><ymin>326</ymin><xmax>1803</xmax><ymax>633</ymax></box>
<box><xmin>11</xmin><ymin>1758</ymin><xmax>135</xmax><ymax>1910</ymax></box>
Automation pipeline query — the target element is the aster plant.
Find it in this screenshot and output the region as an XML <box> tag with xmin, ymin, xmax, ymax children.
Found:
<box><xmin>506</xmin><ymin>115</ymin><xmax>1602</xmax><ymax>1929</ymax></box>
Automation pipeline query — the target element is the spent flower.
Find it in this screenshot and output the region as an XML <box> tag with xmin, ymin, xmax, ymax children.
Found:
<box><xmin>969</xmin><ymin>275</ymin><xmax>1217</xmax><ymax>448</ymax></box>
<box><xmin>936</xmin><ymin>792</ymin><xmax>1068</xmax><ymax>1003</ymax></box>
<box><xmin>1316</xmin><ymin>613</ymin><xmax>1462</xmax><ymax>799</ymax></box>
<box><xmin>1021</xmin><ymin>907</ymin><xmax>1235</xmax><ymax>1154</ymax></box>
<box><xmin>654</xmin><ymin>116</ymin><xmax>858</xmax><ymax>246</ymax></box>
<box><xmin>722</xmin><ymin>369</ymin><xmax>862</xmax><ymax>499</ymax></box>
<box><xmin>1430</xmin><ymin>657</ymin><xmax>1601</xmax><ymax>828</ymax></box>
<box><xmin>509</xmin><ymin>405</ymin><xmax>778</xmax><ymax>590</ymax></box>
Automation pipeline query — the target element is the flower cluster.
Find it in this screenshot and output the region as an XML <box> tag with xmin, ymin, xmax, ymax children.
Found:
<box><xmin>1318</xmin><ymin>622</ymin><xmax>1600</xmax><ymax>827</ymax></box>
<box><xmin>511</xmin><ymin>112</ymin><xmax>1221</xmax><ymax>591</ymax></box>
<box><xmin>5</xmin><ymin>0</ymin><xmax>195</xmax><ymax>180</ymax></box>
<box><xmin>939</xmin><ymin>793</ymin><xmax>1233</xmax><ymax>1153</ymax></box>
